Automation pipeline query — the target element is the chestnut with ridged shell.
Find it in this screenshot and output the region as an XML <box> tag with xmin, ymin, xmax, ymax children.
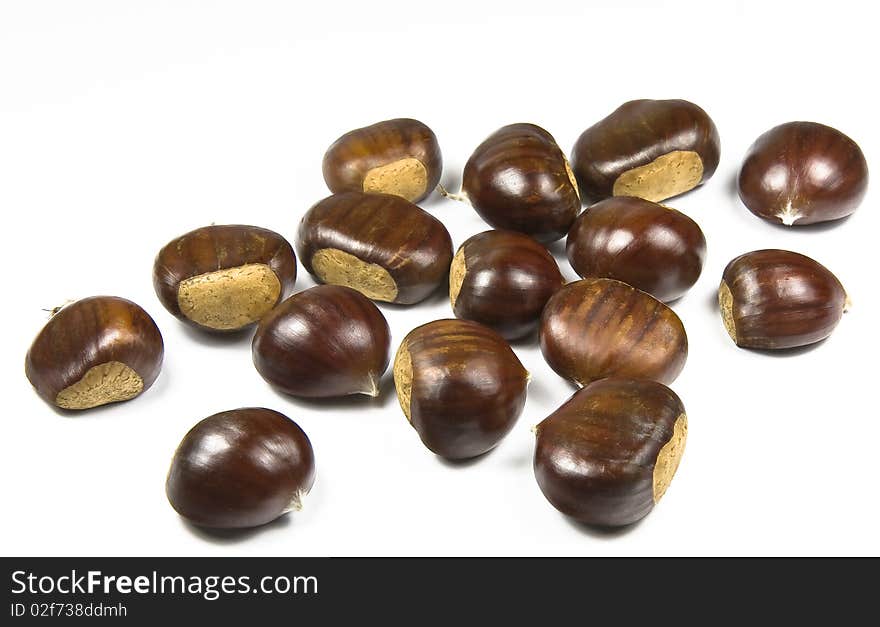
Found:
<box><xmin>719</xmin><ymin>249</ymin><xmax>848</xmax><ymax>349</ymax></box>
<box><xmin>25</xmin><ymin>296</ymin><xmax>164</xmax><ymax>410</ymax></box>
<box><xmin>540</xmin><ymin>278</ymin><xmax>687</xmax><ymax>386</ymax></box>
<box><xmin>534</xmin><ymin>378</ymin><xmax>687</xmax><ymax>527</ymax></box>
<box><xmin>737</xmin><ymin>122</ymin><xmax>868</xmax><ymax>226</ymax></box>
<box><xmin>322</xmin><ymin>118</ymin><xmax>443</xmax><ymax>204</ymax></box>
<box><xmin>393</xmin><ymin>319</ymin><xmax>529</xmax><ymax>460</ymax></box>
<box><xmin>566</xmin><ymin>196</ymin><xmax>706</xmax><ymax>302</ymax></box>
<box><xmin>153</xmin><ymin>224</ymin><xmax>297</xmax><ymax>332</ymax></box>
<box><xmin>297</xmin><ymin>192</ymin><xmax>453</xmax><ymax>305</ymax></box>
<box><xmin>252</xmin><ymin>285</ymin><xmax>391</xmax><ymax>398</ymax></box>
<box><xmin>459</xmin><ymin>123</ymin><xmax>581</xmax><ymax>243</ymax></box>
<box><xmin>166</xmin><ymin>407</ymin><xmax>315</xmax><ymax>529</ymax></box>
<box><xmin>450</xmin><ymin>230</ymin><xmax>564</xmax><ymax>340</ymax></box>
<box><xmin>571</xmin><ymin>99</ymin><xmax>720</xmax><ymax>204</ymax></box>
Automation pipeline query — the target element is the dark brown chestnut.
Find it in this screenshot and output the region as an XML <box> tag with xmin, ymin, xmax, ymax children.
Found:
<box><xmin>540</xmin><ymin>278</ymin><xmax>687</xmax><ymax>386</ymax></box>
<box><xmin>719</xmin><ymin>249</ymin><xmax>848</xmax><ymax>349</ymax></box>
<box><xmin>571</xmin><ymin>99</ymin><xmax>720</xmax><ymax>204</ymax></box>
<box><xmin>297</xmin><ymin>192</ymin><xmax>453</xmax><ymax>304</ymax></box>
<box><xmin>456</xmin><ymin>123</ymin><xmax>581</xmax><ymax>243</ymax></box>
<box><xmin>25</xmin><ymin>296</ymin><xmax>164</xmax><ymax>410</ymax></box>
<box><xmin>450</xmin><ymin>230</ymin><xmax>564</xmax><ymax>340</ymax></box>
<box><xmin>566</xmin><ymin>196</ymin><xmax>706</xmax><ymax>302</ymax></box>
<box><xmin>153</xmin><ymin>224</ymin><xmax>297</xmax><ymax>332</ymax></box>
<box><xmin>393</xmin><ymin>319</ymin><xmax>528</xmax><ymax>460</ymax></box>
<box><xmin>253</xmin><ymin>285</ymin><xmax>390</xmax><ymax>398</ymax></box>
<box><xmin>737</xmin><ymin>121</ymin><xmax>868</xmax><ymax>226</ymax></box>
<box><xmin>534</xmin><ymin>377</ymin><xmax>687</xmax><ymax>527</ymax></box>
<box><xmin>166</xmin><ymin>407</ymin><xmax>315</xmax><ymax>529</ymax></box>
<box><xmin>322</xmin><ymin>118</ymin><xmax>442</xmax><ymax>203</ymax></box>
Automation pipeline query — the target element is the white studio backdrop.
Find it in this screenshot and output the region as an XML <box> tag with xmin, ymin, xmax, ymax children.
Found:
<box><xmin>1</xmin><ymin>0</ymin><xmax>877</xmax><ymax>556</ymax></box>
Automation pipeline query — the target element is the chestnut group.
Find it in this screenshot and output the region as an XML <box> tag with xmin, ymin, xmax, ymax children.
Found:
<box><xmin>25</xmin><ymin>100</ymin><xmax>864</xmax><ymax>534</ymax></box>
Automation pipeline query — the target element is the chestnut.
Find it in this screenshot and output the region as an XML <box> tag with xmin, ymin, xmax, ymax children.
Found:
<box><xmin>737</xmin><ymin>121</ymin><xmax>868</xmax><ymax>226</ymax></box>
<box><xmin>25</xmin><ymin>296</ymin><xmax>164</xmax><ymax>410</ymax></box>
<box><xmin>253</xmin><ymin>285</ymin><xmax>390</xmax><ymax>398</ymax></box>
<box><xmin>450</xmin><ymin>230</ymin><xmax>564</xmax><ymax>340</ymax></box>
<box><xmin>296</xmin><ymin>192</ymin><xmax>453</xmax><ymax>304</ymax></box>
<box><xmin>566</xmin><ymin>196</ymin><xmax>706</xmax><ymax>302</ymax></box>
<box><xmin>153</xmin><ymin>224</ymin><xmax>297</xmax><ymax>332</ymax></box>
<box><xmin>719</xmin><ymin>249</ymin><xmax>848</xmax><ymax>349</ymax></box>
<box><xmin>571</xmin><ymin>99</ymin><xmax>720</xmax><ymax>204</ymax></box>
<box><xmin>534</xmin><ymin>377</ymin><xmax>687</xmax><ymax>527</ymax></box>
<box><xmin>166</xmin><ymin>407</ymin><xmax>315</xmax><ymax>529</ymax></box>
<box><xmin>322</xmin><ymin>118</ymin><xmax>442</xmax><ymax>203</ymax></box>
<box><xmin>540</xmin><ymin>278</ymin><xmax>687</xmax><ymax>386</ymax></box>
<box><xmin>393</xmin><ymin>319</ymin><xmax>528</xmax><ymax>460</ymax></box>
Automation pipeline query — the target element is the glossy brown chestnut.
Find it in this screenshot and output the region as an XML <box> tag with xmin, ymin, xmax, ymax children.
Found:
<box><xmin>25</xmin><ymin>296</ymin><xmax>164</xmax><ymax>410</ymax></box>
<box><xmin>566</xmin><ymin>196</ymin><xmax>707</xmax><ymax>302</ymax></box>
<box><xmin>571</xmin><ymin>99</ymin><xmax>720</xmax><ymax>204</ymax></box>
<box><xmin>322</xmin><ymin>118</ymin><xmax>443</xmax><ymax>203</ymax></box>
<box><xmin>459</xmin><ymin>123</ymin><xmax>581</xmax><ymax>243</ymax></box>
<box><xmin>540</xmin><ymin>278</ymin><xmax>687</xmax><ymax>386</ymax></box>
<box><xmin>253</xmin><ymin>285</ymin><xmax>390</xmax><ymax>398</ymax></box>
<box><xmin>719</xmin><ymin>249</ymin><xmax>848</xmax><ymax>349</ymax></box>
<box><xmin>450</xmin><ymin>230</ymin><xmax>564</xmax><ymax>340</ymax></box>
<box><xmin>534</xmin><ymin>378</ymin><xmax>687</xmax><ymax>527</ymax></box>
<box><xmin>393</xmin><ymin>319</ymin><xmax>529</xmax><ymax>460</ymax></box>
<box><xmin>153</xmin><ymin>224</ymin><xmax>297</xmax><ymax>332</ymax></box>
<box><xmin>737</xmin><ymin>122</ymin><xmax>868</xmax><ymax>226</ymax></box>
<box><xmin>166</xmin><ymin>407</ymin><xmax>315</xmax><ymax>529</ymax></box>
<box><xmin>297</xmin><ymin>192</ymin><xmax>453</xmax><ymax>304</ymax></box>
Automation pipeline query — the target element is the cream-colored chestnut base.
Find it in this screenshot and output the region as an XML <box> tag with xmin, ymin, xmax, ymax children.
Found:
<box><xmin>55</xmin><ymin>361</ymin><xmax>144</xmax><ymax>410</ymax></box>
<box><xmin>653</xmin><ymin>413</ymin><xmax>688</xmax><ymax>503</ymax></box>
<box><xmin>562</xmin><ymin>154</ymin><xmax>580</xmax><ymax>200</ymax></box>
<box><xmin>178</xmin><ymin>263</ymin><xmax>281</xmax><ymax>330</ymax></box>
<box><xmin>613</xmin><ymin>150</ymin><xmax>703</xmax><ymax>202</ymax></box>
<box><xmin>363</xmin><ymin>157</ymin><xmax>428</xmax><ymax>202</ymax></box>
<box><xmin>311</xmin><ymin>248</ymin><xmax>399</xmax><ymax>302</ymax></box>
<box><xmin>448</xmin><ymin>247</ymin><xmax>467</xmax><ymax>308</ymax></box>
<box><xmin>392</xmin><ymin>339</ymin><xmax>413</xmax><ymax>422</ymax></box>
<box><xmin>718</xmin><ymin>281</ymin><xmax>738</xmax><ymax>344</ymax></box>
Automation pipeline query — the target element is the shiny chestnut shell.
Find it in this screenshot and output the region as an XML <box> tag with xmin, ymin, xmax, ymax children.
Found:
<box><xmin>322</xmin><ymin>118</ymin><xmax>443</xmax><ymax>203</ymax></box>
<box><xmin>153</xmin><ymin>224</ymin><xmax>297</xmax><ymax>332</ymax></box>
<box><xmin>252</xmin><ymin>285</ymin><xmax>391</xmax><ymax>398</ymax></box>
<box><xmin>25</xmin><ymin>296</ymin><xmax>164</xmax><ymax>410</ymax></box>
<box><xmin>297</xmin><ymin>192</ymin><xmax>453</xmax><ymax>305</ymax></box>
<box><xmin>571</xmin><ymin>99</ymin><xmax>720</xmax><ymax>204</ymax></box>
<box><xmin>737</xmin><ymin>122</ymin><xmax>868</xmax><ymax>226</ymax></box>
<box><xmin>566</xmin><ymin>196</ymin><xmax>707</xmax><ymax>302</ymax></box>
<box><xmin>450</xmin><ymin>230</ymin><xmax>564</xmax><ymax>340</ymax></box>
<box><xmin>393</xmin><ymin>319</ymin><xmax>529</xmax><ymax>460</ymax></box>
<box><xmin>719</xmin><ymin>249</ymin><xmax>848</xmax><ymax>349</ymax></box>
<box><xmin>534</xmin><ymin>378</ymin><xmax>687</xmax><ymax>527</ymax></box>
<box><xmin>461</xmin><ymin>123</ymin><xmax>581</xmax><ymax>243</ymax></box>
<box><xmin>166</xmin><ymin>407</ymin><xmax>315</xmax><ymax>529</ymax></box>
<box><xmin>540</xmin><ymin>278</ymin><xmax>687</xmax><ymax>386</ymax></box>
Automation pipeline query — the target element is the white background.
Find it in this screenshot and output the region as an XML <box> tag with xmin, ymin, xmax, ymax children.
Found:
<box><xmin>1</xmin><ymin>0</ymin><xmax>877</xmax><ymax>557</ymax></box>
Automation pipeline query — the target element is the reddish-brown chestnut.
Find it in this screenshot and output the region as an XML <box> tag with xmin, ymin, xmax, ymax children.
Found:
<box><xmin>153</xmin><ymin>224</ymin><xmax>297</xmax><ymax>332</ymax></box>
<box><xmin>534</xmin><ymin>378</ymin><xmax>687</xmax><ymax>527</ymax></box>
<box><xmin>322</xmin><ymin>118</ymin><xmax>442</xmax><ymax>203</ymax></box>
<box><xmin>566</xmin><ymin>196</ymin><xmax>707</xmax><ymax>302</ymax></box>
<box><xmin>25</xmin><ymin>296</ymin><xmax>164</xmax><ymax>410</ymax></box>
<box><xmin>166</xmin><ymin>407</ymin><xmax>315</xmax><ymax>529</ymax></box>
<box><xmin>719</xmin><ymin>249</ymin><xmax>848</xmax><ymax>349</ymax></box>
<box><xmin>393</xmin><ymin>319</ymin><xmax>529</xmax><ymax>460</ymax></box>
<box><xmin>737</xmin><ymin>122</ymin><xmax>868</xmax><ymax>226</ymax></box>
<box><xmin>253</xmin><ymin>285</ymin><xmax>390</xmax><ymax>398</ymax></box>
<box><xmin>450</xmin><ymin>230</ymin><xmax>564</xmax><ymax>340</ymax></box>
<box><xmin>540</xmin><ymin>278</ymin><xmax>687</xmax><ymax>386</ymax></box>
<box><xmin>571</xmin><ymin>99</ymin><xmax>720</xmax><ymax>204</ymax></box>
<box><xmin>457</xmin><ymin>123</ymin><xmax>581</xmax><ymax>243</ymax></box>
<box><xmin>297</xmin><ymin>192</ymin><xmax>453</xmax><ymax>304</ymax></box>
